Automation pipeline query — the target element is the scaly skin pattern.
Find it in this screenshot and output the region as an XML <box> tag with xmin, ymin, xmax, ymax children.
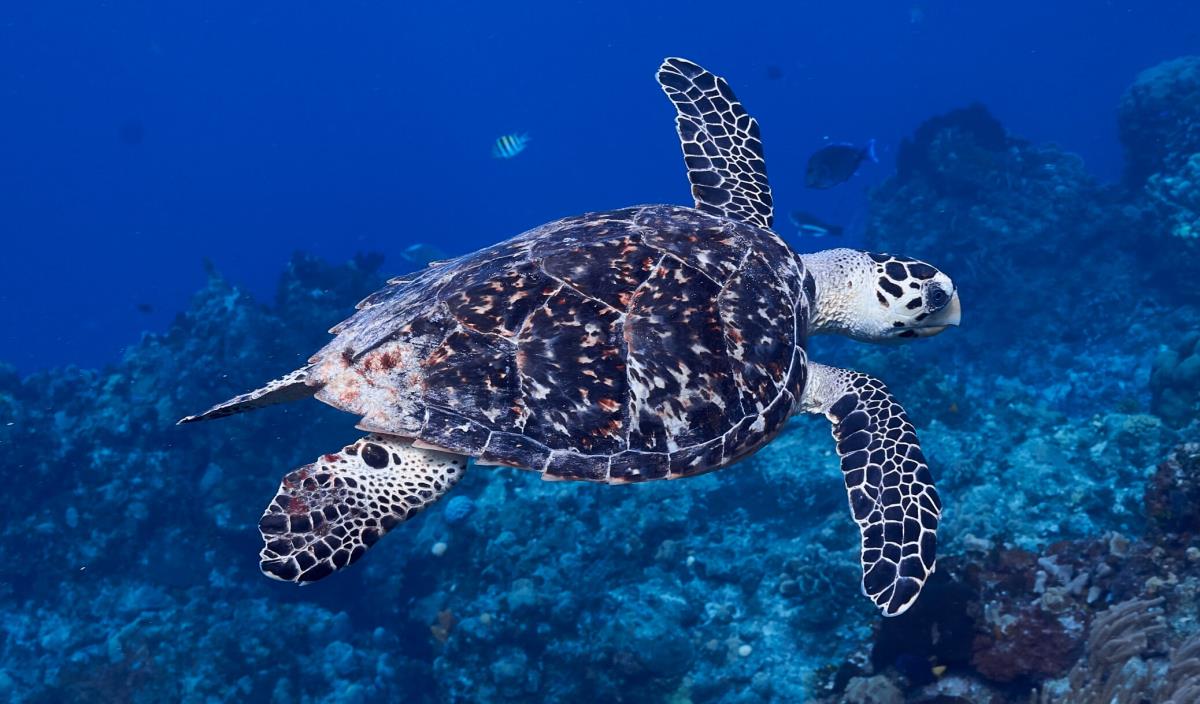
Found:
<box><xmin>801</xmin><ymin>362</ymin><xmax>942</xmax><ymax>616</ymax></box>
<box><xmin>802</xmin><ymin>248</ymin><xmax>954</xmax><ymax>342</ymax></box>
<box><xmin>259</xmin><ymin>435</ymin><xmax>465</xmax><ymax>584</ymax></box>
<box><xmin>657</xmin><ymin>57</ymin><xmax>774</xmax><ymax>229</ymax></box>
<box><xmin>308</xmin><ymin>205</ymin><xmax>812</xmax><ymax>483</ymax></box>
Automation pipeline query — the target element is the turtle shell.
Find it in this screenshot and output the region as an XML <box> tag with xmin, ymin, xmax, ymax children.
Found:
<box><xmin>309</xmin><ymin>205</ymin><xmax>814</xmax><ymax>482</ymax></box>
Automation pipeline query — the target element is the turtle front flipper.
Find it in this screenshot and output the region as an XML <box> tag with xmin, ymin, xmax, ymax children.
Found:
<box><xmin>258</xmin><ymin>434</ymin><xmax>466</xmax><ymax>583</ymax></box>
<box><xmin>657</xmin><ymin>58</ymin><xmax>773</xmax><ymax>229</ymax></box>
<box><xmin>800</xmin><ymin>362</ymin><xmax>941</xmax><ymax>616</ymax></box>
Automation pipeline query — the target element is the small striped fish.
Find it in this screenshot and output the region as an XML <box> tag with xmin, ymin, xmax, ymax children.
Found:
<box><xmin>492</xmin><ymin>133</ymin><xmax>530</xmax><ymax>159</ymax></box>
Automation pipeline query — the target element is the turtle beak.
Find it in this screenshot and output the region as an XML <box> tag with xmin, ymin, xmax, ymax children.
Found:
<box><xmin>913</xmin><ymin>292</ymin><xmax>961</xmax><ymax>337</ymax></box>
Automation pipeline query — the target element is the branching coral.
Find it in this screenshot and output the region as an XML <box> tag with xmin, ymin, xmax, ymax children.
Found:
<box><xmin>1161</xmin><ymin>634</ymin><xmax>1200</xmax><ymax>703</ymax></box>
<box><xmin>1086</xmin><ymin>597</ymin><xmax>1167</xmax><ymax>671</ymax></box>
<box><xmin>1044</xmin><ymin>597</ymin><xmax>1176</xmax><ymax>704</ymax></box>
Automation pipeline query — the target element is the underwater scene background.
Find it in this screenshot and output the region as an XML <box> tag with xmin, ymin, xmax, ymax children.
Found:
<box><xmin>4</xmin><ymin>1</ymin><xmax>1200</xmax><ymax>702</ymax></box>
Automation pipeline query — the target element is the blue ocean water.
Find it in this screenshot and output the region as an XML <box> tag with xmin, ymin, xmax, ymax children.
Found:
<box><xmin>3</xmin><ymin>1</ymin><xmax>1200</xmax><ymax>702</ymax></box>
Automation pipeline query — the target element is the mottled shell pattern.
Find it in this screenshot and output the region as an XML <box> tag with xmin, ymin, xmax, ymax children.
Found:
<box><xmin>309</xmin><ymin>204</ymin><xmax>814</xmax><ymax>482</ymax></box>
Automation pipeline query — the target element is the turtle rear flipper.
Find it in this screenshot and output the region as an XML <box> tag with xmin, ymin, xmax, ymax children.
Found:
<box><xmin>800</xmin><ymin>362</ymin><xmax>941</xmax><ymax>617</ymax></box>
<box><xmin>258</xmin><ymin>434</ymin><xmax>466</xmax><ymax>583</ymax></box>
<box><xmin>177</xmin><ymin>366</ymin><xmax>316</xmax><ymax>424</ymax></box>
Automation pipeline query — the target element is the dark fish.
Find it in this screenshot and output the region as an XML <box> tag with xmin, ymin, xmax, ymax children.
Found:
<box><xmin>765</xmin><ymin>64</ymin><xmax>784</xmax><ymax>80</ymax></box>
<box><xmin>135</xmin><ymin>303</ymin><xmax>154</xmax><ymax>314</ymax></box>
<box><xmin>788</xmin><ymin>211</ymin><xmax>844</xmax><ymax>237</ymax></box>
<box><xmin>119</xmin><ymin>120</ymin><xmax>145</xmax><ymax>146</ymax></box>
<box><xmin>805</xmin><ymin>139</ymin><xmax>877</xmax><ymax>189</ymax></box>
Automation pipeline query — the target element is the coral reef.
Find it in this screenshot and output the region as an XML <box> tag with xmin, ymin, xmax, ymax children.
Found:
<box><xmin>811</xmin><ymin>436</ymin><xmax>1200</xmax><ymax>704</ymax></box>
<box><xmin>1042</xmin><ymin>597</ymin><xmax>1200</xmax><ymax>703</ymax></box>
<box><xmin>1144</xmin><ymin>443</ymin><xmax>1200</xmax><ymax>541</ymax></box>
<box><xmin>3</xmin><ymin>55</ymin><xmax>1200</xmax><ymax>704</ymax></box>
<box><xmin>1053</xmin><ymin>597</ymin><xmax>1167</xmax><ymax>703</ymax></box>
<box><xmin>1151</xmin><ymin>333</ymin><xmax>1200</xmax><ymax>428</ymax></box>
<box><xmin>1145</xmin><ymin>153</ymin><xmax>1200</xmax><ymax>242</ymax></box>
<box><xmin>894</xmin><ymin>103</ymin><xmax>1011</xmax><ymax>194</ymax></box>
<box><xmin>866</xmin><ymin>98</ymin><xmax>1151</xmax><ymax>394</ymax></box>
<box><xmin>1120</xmin><ymin>56</ymin><xmax>1200</xmax><ymax>271</ymax></box>
<box><xmin>1118</xmin><ymin>56</ymin><xmax>1200</xmax><ymax>188</ymax></box>
<box><xmin>804</xmin><ymin>56</ymin><xmax>1200</xmax><ymax>704</ymax></box>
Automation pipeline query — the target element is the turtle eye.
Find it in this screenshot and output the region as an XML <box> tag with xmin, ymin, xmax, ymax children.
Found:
<box><xmin>926</xmin><ymin>285</ymin><xmax>950</xmax><ymax>311</ymax></box>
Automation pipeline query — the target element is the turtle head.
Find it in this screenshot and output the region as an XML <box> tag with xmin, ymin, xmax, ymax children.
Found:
<box><xmin>801</xmin><ymin>248</ymin><xmax>960</xmax><ymax>343</ymax></box>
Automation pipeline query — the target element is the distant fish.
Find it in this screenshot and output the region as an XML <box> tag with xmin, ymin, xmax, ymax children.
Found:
<box><xmin>788</xmin><ymin>211</ymin><xmax>844</xmax><ymax>237</ymax></box>
<box><xmin>805</xmin><ymin>139</ymin><xmax>877</xmax><ymax>189</ymax></box>
<box><xmin>492</xmin><ymin>133</ymin><xmax>530</xmax><ymax>159</ymax></box>
<box><xmin>765</xmin><ymin>64</ymin><xmax>784</xmax><ymax>81</ymax></box>
<box><xmin>399</xmin><ymin>243</ymin><xmax>449</xmax><ymax>268</ymax></box>
<box><xmin>135</xmin><ymin>302</ymin><xmax>154</xmax><ymax>314</ymax></box>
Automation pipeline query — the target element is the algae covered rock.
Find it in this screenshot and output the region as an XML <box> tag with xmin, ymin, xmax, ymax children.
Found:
<box><xmin>895</xmin><ymin>103</ymin><xmax>1011</xmax><ymax>197</ymax></box>
<box><xmin>1144</xmin><ymin>152</ymin><xmax>1200</xmax><ymax>244</ymax></box>
<box><xmin>1144</xmin><ymin>442</ymin><xmax>1200</xmax><ymax>538</ymax></box>
<box><xmin>1119</xmin><ymin>56</ymin><xmax>1200</xmax><ymax>274</ymax></box>
<box><xmin>843</xmin><ymin>674</ymin><xmax>904</xmax><ymax>704</ymax></box>
<box><xmin>1118</xmin><ymin>56</ymin><xmax>1200</xmax><ymax>187</ymax></box>
<box><xmin>1150</xmin><ymin>332</ymin><xmax>1200</xmax><ymax>427</ymax></box>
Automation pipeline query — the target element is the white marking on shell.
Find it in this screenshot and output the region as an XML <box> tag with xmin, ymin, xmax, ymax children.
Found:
<box><xmin>527</xmin><ymin>379</ymin><xmax>552</xmax><ymax>400</ymax></box>
<box><xmin>666</xmin><ymin>364</ymin><xmax>695</xmax><ymax>404</ymax></box>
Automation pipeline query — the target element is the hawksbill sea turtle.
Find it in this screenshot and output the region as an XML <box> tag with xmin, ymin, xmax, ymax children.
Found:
<box><xmin>180</xmin><ymin>58</ymin><xmax>961</xmax><ymax>616</ymax></box>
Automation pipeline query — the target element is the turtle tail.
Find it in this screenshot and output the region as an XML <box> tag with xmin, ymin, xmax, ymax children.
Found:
<box><xmin>178</xmin><ymin>366</ymin><xmax>318</xmax><ymax>424</ymax></box>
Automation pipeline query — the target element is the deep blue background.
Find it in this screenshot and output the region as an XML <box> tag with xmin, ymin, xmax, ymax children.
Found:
<box><xmin>2</xmin><ymin>0</ymin><xmax>1197</xmax><ymax>371</ymax></box>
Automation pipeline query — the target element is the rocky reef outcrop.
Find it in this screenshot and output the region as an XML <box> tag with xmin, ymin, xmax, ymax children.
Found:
<box><xmin>1151</xmin><ymin>333</ymin><xmax>1200</xmax><ymax>428</ymax></box>
<box><xmin>809</xmin><ymin>442</ymin><xmax>1200</xmax><ymax>704</ymax></box>
<box><xmin>869</xmin><ymin>102</ymin><xmax>1139</xmax><ymax>343</ymax></box>
<box><xmin>1118</xmin><ymin>56</ymin><xmax>1200</xmax><ymax>189</ymax></box>
<box><xmin>1120</xmin><ymin>57</ymin><xmax>1200</xmax><ymax>266</ymax></box>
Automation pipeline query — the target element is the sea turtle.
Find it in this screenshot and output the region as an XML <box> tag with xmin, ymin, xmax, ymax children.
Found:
<box><xmin>180</xmin><ymin>58</ymin><xmax>961</xmax><ymax>616</ymax></box>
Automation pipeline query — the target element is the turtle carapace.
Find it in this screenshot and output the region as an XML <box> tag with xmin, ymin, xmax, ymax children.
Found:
<box><xmin>180</xmin><ymin>58</ymin><xmax>961</xmax><ymax>617</ymax></box>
